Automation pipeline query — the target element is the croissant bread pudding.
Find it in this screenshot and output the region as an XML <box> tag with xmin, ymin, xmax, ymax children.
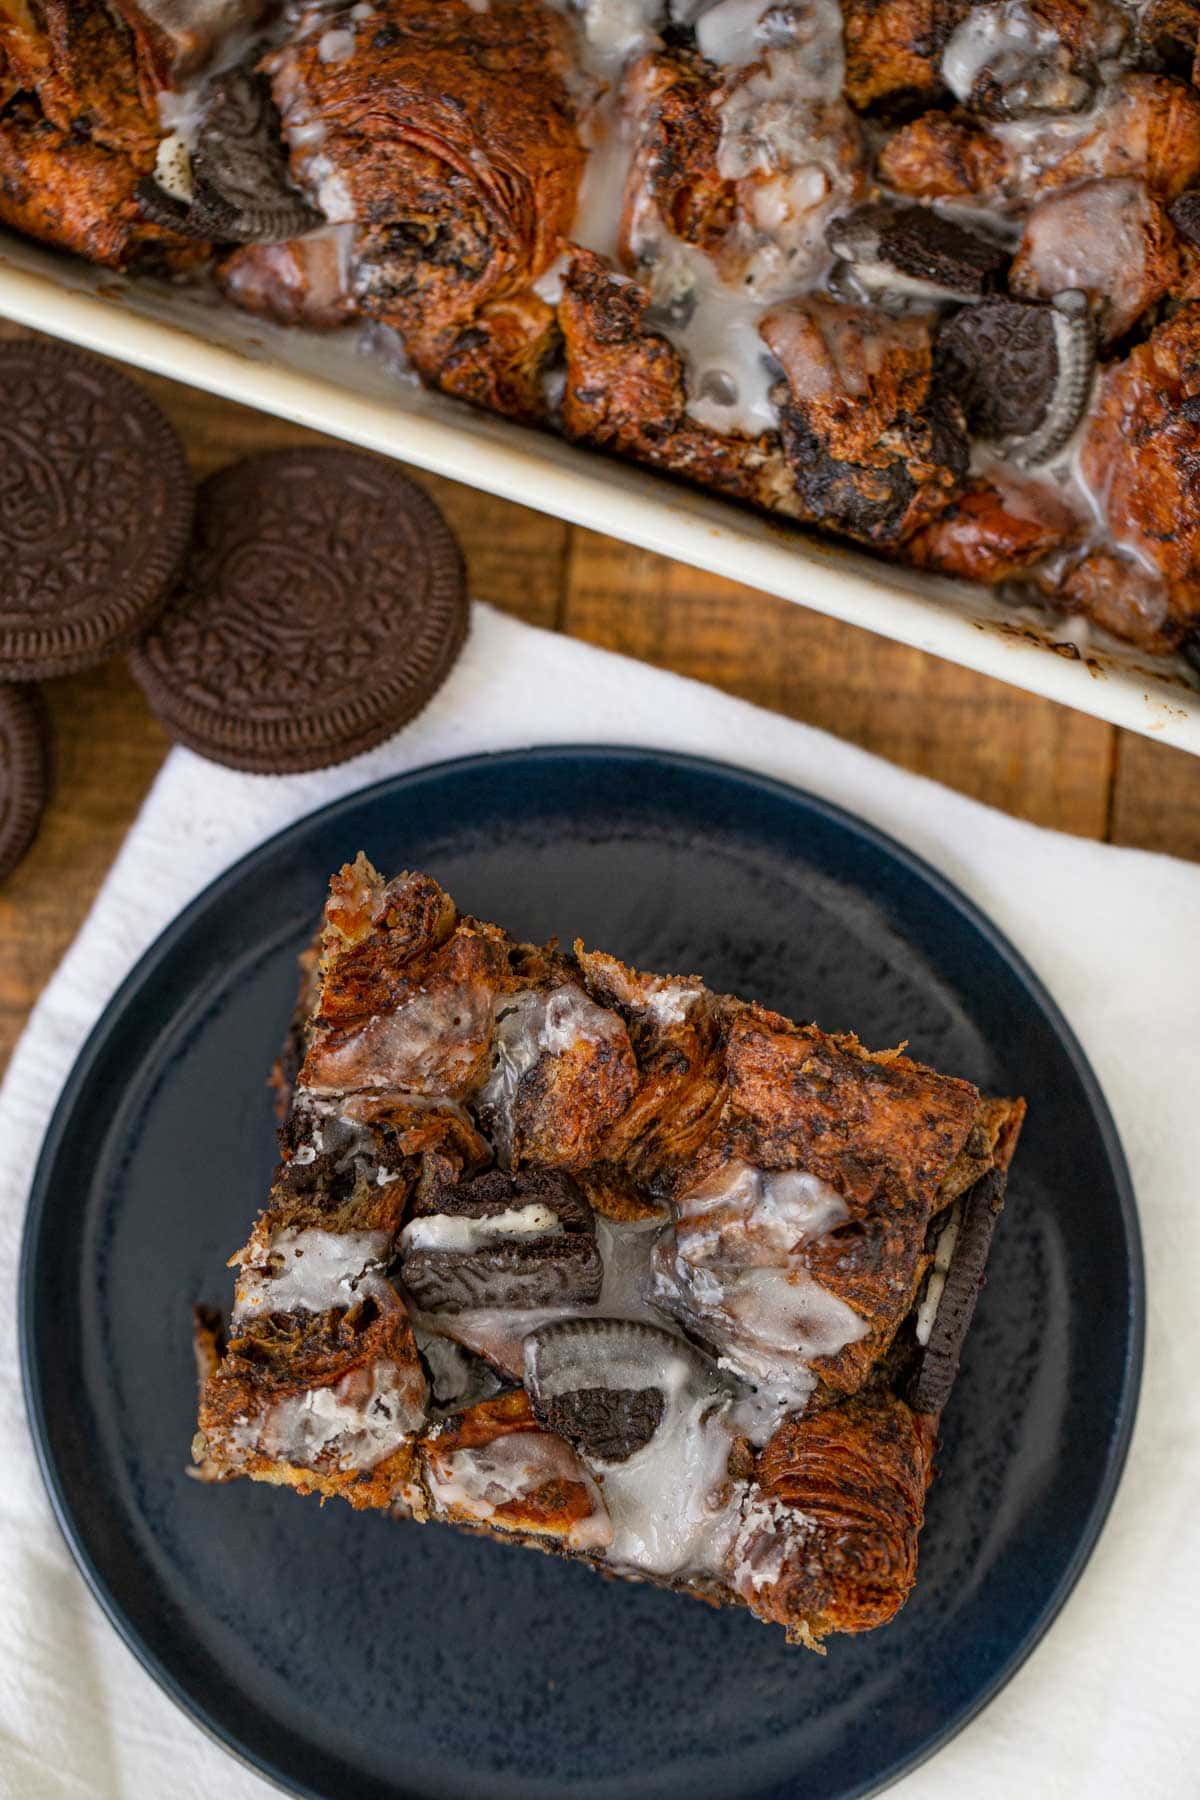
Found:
<box><xmin>192</xmin><ymin>858</ymin><xmax>1025</xmax><ymax>1648</ymax></box>
<box><xmin>3</xmin><ymin>0</ymin><xmax>1200</xmax><ymax>676</ymax></box>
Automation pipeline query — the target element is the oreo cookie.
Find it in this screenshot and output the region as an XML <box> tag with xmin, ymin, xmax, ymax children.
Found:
<box><xmin>129</xmin><ymin>449</ymin><xmax>467</xmax><ymax>774</ymax></box>
<box><xmin>937</xmin><ymin>292</ymin><xmax>1095</xmax><ymax>466</ymax></box>
<box><xmin>139</xmin><ymin>62</ymin><xmax>321</xmax><ymax>244</ymax></box>
<box><xmin>826</xmin><ymin>203</ymin><xmax>1009</xmax><ymax>303</ymax></box>
<box><xmin>398</xmin><ymin>1168</ymin><xmax>603</xmax><ymax>1314</ymax></box>
<box><xmin>0</xmin><ymin>684</ymin><xmax>49</xmax><ymax>883</ymax></box>
<box><xmin>0</xmin><ymin>340</ymin><xmax>193</xmax><ymax>678</ymax></box>
<box><xmin>524</xmin><ymin>1317</ymin><xmax>727</xmax><ymax>1464</ymax></box>
<box><xmin>908</xmin><ymin>1165</ymin><xmax>1007</xmax><ymax>1416</ymax></box>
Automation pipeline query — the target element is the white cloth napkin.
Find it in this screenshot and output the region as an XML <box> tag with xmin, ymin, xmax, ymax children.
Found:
<box><xmin>1</xmin><ymin>602</ymin><xmax>1196</xmax><ymax>1800</ymax></box>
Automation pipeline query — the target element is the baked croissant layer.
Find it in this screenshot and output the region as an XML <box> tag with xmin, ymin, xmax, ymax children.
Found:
<box><xmin>194</xmin><ymin>858</ymin><xmax>1024</xmax><ymax>1647</ymax></box>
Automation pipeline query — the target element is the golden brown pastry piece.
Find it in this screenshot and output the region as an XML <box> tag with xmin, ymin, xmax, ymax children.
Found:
<box><xmin>194</xmin><ymin>858</ymin><xmax>1025</xmax><ymax>1648</ymax></box>
<box><xmin>1009</xmin><ymin>179</ymin><xmax>1180</xmax><ymax>349</ymax></box>
<box><xmin>0</xmin><ymin>0</ymin><xmax>202</xmax><ymax>267</ymax></box>
<box><xmin>881</xmin><ymin>74</ymin><xmax>1200</xmax><ymax>206</ymax></box>
<box><xmin>907</xmin><ymin>476</ymin><xmax>1082</xmax><ymax>584</ymax></box>
<box><xmin>0</xmin><ymin>91</ymin><xmax>200</xmax><ymax>267</ymax></box>
<box><xmin>265</xmin><ymin>0</ymin><xmax>582</xmax><ymax>414</ymax></box>
<box><xmin>1075</xmin><ymin>305</ymin><xmax>1200</xmax><ymax>649</ymax></box>
<box><xmin>841</xmin><ymin>0</ymin><xmax>965</xmax><ymax>113</ymax></box>
<box><xmin>761</xmin><ymin>299</ymin><xmax>968</xmax><ymax>547</ymax></box>
<box><xmin>737</xmin><ymin>1393</ymin><xmax>937</xmax><ymax>1643</ymax></box>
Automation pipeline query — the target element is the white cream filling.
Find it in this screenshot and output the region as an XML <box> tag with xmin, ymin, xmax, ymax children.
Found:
<box><xmin>400</xmin><ymin>1203</ymin><xmax>563</xmax><ymax>1255</ymax></box>
<box><xmin>642</xmin><ymin>238</ymin><xmax>780</xmax><ymax>434</ymax></box>
<box><xmin>915</xmin><ymin>1203</ymin><xmax>961</xmax><ymax>1347</ymax></box>
<box><xmin>942</xmin><ymin>1</ymin><xmax>1053</xmax><ymax>107</ymax></box>
<box><xmin>525</xmin><ymin>1323</ymin><xmax>742</xmax><ymax>1576</ymax></box>
<box><xmin>154</xmin><ymin>132</ymin><xmax>193</xmax><ymax>202</ymax></box>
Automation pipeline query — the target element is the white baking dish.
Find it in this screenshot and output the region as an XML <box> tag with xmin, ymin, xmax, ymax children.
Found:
<box><xmin>2</xmin><ymin>230</ymin><xmax>1197</xmax><ymax>751</ymax></box>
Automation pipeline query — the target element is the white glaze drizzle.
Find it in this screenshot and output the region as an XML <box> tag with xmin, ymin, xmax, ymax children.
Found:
<box><xmin>233</xmin><ymin>1226</ymin><xmax>392</xmax><ymax>1321</ymax></box>
<box><xmin>653</xmin><ymin>1161</ymin><xmax>867</xmax><ymax>1435</ymax></box>
<box><xmin>248</xmin><ymin>1357</ymin><xmax>426</xmax><ymax>1472</ymax></box>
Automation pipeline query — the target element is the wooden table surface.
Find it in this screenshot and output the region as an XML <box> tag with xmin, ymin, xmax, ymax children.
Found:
<box><xmin>3</xmin><ymin>319</ymin><xmax>1199</xmax><ymax>1079</ymax></box>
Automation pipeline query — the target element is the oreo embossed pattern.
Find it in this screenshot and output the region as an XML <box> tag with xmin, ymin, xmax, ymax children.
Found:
<box><xmin>0</xmin><ymin>339</ymin><xmax>193</xmax><ymax>678</ymax></box>
<box><xmin>130</xmin><ymin>448</ymin><xmax>469</xmax><ymax>773</ymax></box>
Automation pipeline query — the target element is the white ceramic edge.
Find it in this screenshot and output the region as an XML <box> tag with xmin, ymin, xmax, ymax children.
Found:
<box><xmin>3</xmin><ymin>244</ymin><xmax>1197</xmax><ymax>752</ymax></box>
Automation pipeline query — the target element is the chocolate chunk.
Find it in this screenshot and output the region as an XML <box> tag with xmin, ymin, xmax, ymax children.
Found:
<box><xmin>0</xmin><ymin>340</ymin><xmax>193</xmax><ymax>679</ymax></box>
<box><xmin>1168</xmin><ymin>190</ymin><xmax>1200</xmax><ymax>249</ymax></box>
<box><xmin>908</xmin><ymin>1165</ymin><xmax>1007</xmax><ymax>1415</ymax></box>
<box><xmin>138</xmin><ymin>64</ymin><xmax>321</xmax><ymax>245</ymax></box>
<box><xmin>827</xmin><ymin>203</ymin><xmax>1009</xmax><ymax>300</ymax></box>
<box><xmin>1181</xmin><ymin>629</ymin><xmax>1200</xmax><ymax>681</ymax></box>
<box><xmin>525</xmin><ymin>1317</ymin><xmax>728</xmax><ymax>1463</ymax></box>
<box><xmin>0</xmin><ymin>683</ymin><xmax>48</xmax><ymax>882</ymax></box>
<box><xmin>541</xmin><ymin>1385</ymin><xmax>666</xmax><ymax>1463</ymax></box>
<box><xmin>399</xmin><ymin>1168</ymin><xmax>602</xmax><ymax>1314</ymax></box>
<box><xmin>129</xmin><ymin>449</ymin><xmax>467</xmax><ymax>773</ymax></box>
<box><xmin>937</xmin><ymin>293</ymin><xmax>1095</xmax><ymax>466</ymax></box>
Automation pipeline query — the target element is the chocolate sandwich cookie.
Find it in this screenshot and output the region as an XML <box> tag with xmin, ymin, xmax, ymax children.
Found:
<box><xmin>525</xmin><ymin>1317</ymin><xmax>729</xmax><ymax>1463</ymax></box>
<box><xmin>398</xmin><ymin>1168</ymin><xmax>603</xmax><ymax>1314</ymax></box>
<box><xmin>936</xmin><ymin>293</ymin><xmax>1095</xmax><ymax>467</ymax></box>
<box><xmin>908</xmin><ymin>1166</ymin><xmax>1008</xmax><ymax>1416</ymax></box>
<box><xmin>130</xmin><ymin>449</ymin><xmax>468</xmax><ymax>774</ymax></box>
<box><xmin>139</xmin><ymin>62</ymin><xmax>321</xmax><ymax>245</ymax></box>
<box><xmin>0</xmin><ymin>684</ymin><xmax>49</xmax><ymax>882</ymax></box>
<box><xmin>0</xmin><ymin>341</ymin><xmax>193</xmax><ymax>679</ymax></box>
<box><xmin>827</xmin><ymin>203</ymin><xmax>1009</xmax><ymax>303</ymax></box>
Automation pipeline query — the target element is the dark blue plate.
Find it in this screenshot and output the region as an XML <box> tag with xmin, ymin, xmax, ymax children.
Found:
<box><xmin>20</xmin><ymin>747</ymin><xmax>1141</xmax><ymax>1800</ymax></box>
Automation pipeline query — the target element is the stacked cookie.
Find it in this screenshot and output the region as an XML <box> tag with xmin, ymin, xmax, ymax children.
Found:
<box><xmin>0</xmin><ymin>340</ymin><xmax>469</xmax><ymax>882</ymax></box>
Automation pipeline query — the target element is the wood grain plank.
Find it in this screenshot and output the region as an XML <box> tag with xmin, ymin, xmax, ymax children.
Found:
<box><xmin>0</xmin><ymin>661</ymin><xmax>168</xmax><ymax>1072</ymax></box>
<box><xmin>1109</xmin><ymin>729</ymin><xmax>1200</xmax><ymax>861</ymax></box>
<box><xmin>563</xmin><ymin>530</ymin><xmax>1116</xmax><ymax>838</ymax></box>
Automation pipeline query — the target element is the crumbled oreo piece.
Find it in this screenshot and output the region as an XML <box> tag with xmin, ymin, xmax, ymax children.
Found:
<box><xmin>1168</xmin><ymin>190</ymin><xmax>1200</xmax><ymax>249</ymax></box>
<box><xmin>139</xmin><ymin>63</ymin><xmax>321</xmax><ymax>244</ymax></box>
<box><xmin>827</xmin><ymin>203</ymin><xmax>1009</xmax><ymax>301</ymax></box>
<box><xmin>937</xmin><ymin>293</ymin><xmax>1095</xmax><ymax>466</ymax></box>
<box><xmin>0</xmin><ymin>685</ymin><xmax>48</xmax><ymax>884</ymax></box>
<box><xmin>398</xmin><ymin>1168</ymin><xmax>602</xmax><ymax>1313</ymax></box>
<box><xmin>908</xmin><ymin>1166</ymin><xmax>1007</xmax><ymax>1415</ymax></box>
<box><xmin>525</xmin><ymin>1317</ymin><xmax>728</xmax><ymax>1464</ymax></box>
<box><xmin>541</xmin><ymin>1384</ymin><xmax>666</xmax><ymax>1463</ymax></box>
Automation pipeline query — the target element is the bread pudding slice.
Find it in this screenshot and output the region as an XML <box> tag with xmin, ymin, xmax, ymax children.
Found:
<box><xmin>193</xmin><ymin>856</ymin><xmax>1024</xmax><ymax>1649</ymax></box>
